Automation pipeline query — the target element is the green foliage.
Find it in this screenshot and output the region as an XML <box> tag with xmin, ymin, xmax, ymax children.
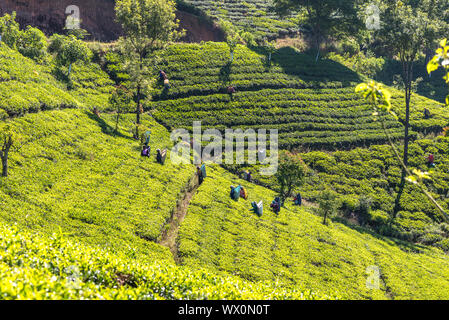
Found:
<box><xmin>328</xmin><ymin>51</ymin><xmax>386</xmax><ymax>80</ymax></box>
<box><xmin>115</xmin><ymin>0</ymin><xmax>182</xmax><ymax>52</ymax></box>
<box><xmin>0</xmin><ymin>12</ymin><xmax>21</xmax><ymax>49</ymax></box>
<box><xmin>317</xmin><ymin>188</ymin><xmax>339</xmax><ymax>225</ymax></box>
<box><xmin>427</xmin><ymin>39</ymin><xmax>449</xmax><ymax>106</ymax></box>
<box><xmin>0</xmin><ymin>42</ymin><xmax>113</xmax><ymax>117</ymax></box>
<box><xmin>48</xmin><ymin>34</ymin><xmax>92</xmax><ymax>79</ymax></box>
<box><xmin>16</xmin><ymin>26</ymin><xmax>47</xmax><ymax>61</ymax></box>
<box><xmin>0</xmin><ymin>223</ymin><xmax>322</xmax><ymax>300</ymax></box>
<box><xmin>272</xmin><ymin>0</ymin><xmax>363</xmax><ymax>56</ymax></box>
<box><xmin>0</xmin><ymin>44</ymin><xmax>81</xmax><ymax>116</ymax></box>
<box><xmin>275</xmin><ymin>151</ymin><xmax>306</xmax><ymax>201</ymax></box>
<box><xmin>0</xmin><ymin>13</ymin><xmax>47</xmax><ymax>61</ymax></box>
<box><xmin>115</xmin><ymin>0</ymin><xmax>182</xmax><ymax>129</ymax></box>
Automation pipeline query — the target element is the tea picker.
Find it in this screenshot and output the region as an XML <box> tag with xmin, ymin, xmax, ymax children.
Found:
<box><xmin>156</xmin><ymin>149</ymin><xmax>168</xmax><ymax>165</ymax></box>
<box><xmin>197</xmin><ymin>164</ymin><xmax>207</xmax><ymax>185</ymax></box>
<box><xmin>294</xmin><ymin>193</ymin><xmax>302</xmax><ymax>206</ymax></box>
<box><xmin>251</xmin><ymin>201</ymin><xmax>263</xmax><ymax>217</ymax></box>
<box><xmin>270</xmin><ymin>197</ymin><xmax>282</xmax><ymax>214</ymax></box>
<box><xmin>230</xmin><ymin>185</ymin><xmax>242</xmax><ymax>201</ymax></box>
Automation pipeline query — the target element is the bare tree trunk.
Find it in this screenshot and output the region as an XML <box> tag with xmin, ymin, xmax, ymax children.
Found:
<box><xmin>136</xmin><ymin>85</ymin><xmax>141</xmax><ymax>125</ymax></box>
<box><xmin>1</xmin><ymin>136</ymin><xmax>12</xmax><ymax>177</ymax></box>
<box><xmin>394</xmin><ymin>59</ymin><xmax>414</xmax><ymax>217</ymax></box>
<box><xmin>1</xmin><ymin>154</ymin><xmax>7</xmax><ymax>177</ymax></box>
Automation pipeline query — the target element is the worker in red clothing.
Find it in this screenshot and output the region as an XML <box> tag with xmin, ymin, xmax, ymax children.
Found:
<box><xmin>427</xmin><ymin>154</ymin><xmax>436</xmax><ymax>168</ymax></box>
<box><xmin>227</xmin><ymin>86</ymin><xmax>236</xmax><ymax>101</ymax></box>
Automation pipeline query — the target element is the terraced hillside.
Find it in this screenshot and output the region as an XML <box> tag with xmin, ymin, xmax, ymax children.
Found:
<box><xmin>0</xmin><ymin>43</ymin><xmax>114</xmax><ymax>118</ymax></box>
<box><xmin>182</xmin><ymin>0</ymin><xmax>298</xmax><ymax>39</ymax></box>
<box><xmin>3</xmin><ymin>106</ymin><xmax>448</xmax><ymax>299</ymax></box>
<box><xmin>178</xmin><ymin>165</ymin><xmax>449</xmax><ymax>300</ymax></box>
<box><xmin>227</xmin><ymin>136</ymin><xmax>449</xmax><ymax>245</ymax></box>
<box><xmin>0</xmin><ymin>109</ymin><xmax>196</xmax><ymax>262</ymax></box>
<box><xmin>148</xmin><ymin>43</ymin><xmax>448</xmax><ymax>150</ymax></box>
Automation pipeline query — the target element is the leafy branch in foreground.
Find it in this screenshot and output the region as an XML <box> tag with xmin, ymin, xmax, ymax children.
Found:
<box><xmin>356</xmin><ymin>80</ymin><xmax>449</xmax><ymax>222</ymax></box>
<box><xmin>428</xmin><ymin>39</ymin><xmax>449</xmax><ymax>106</ymax></box>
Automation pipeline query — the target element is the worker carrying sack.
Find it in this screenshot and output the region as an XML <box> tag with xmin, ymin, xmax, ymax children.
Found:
<box><xmin>240</xmin><ymin>187</ymin><xmax>248</xmax><ymax>200</ymax></box>
<box><xmin>201</xmin><ymin>164</ymin><xmax>207</xmax><ymax>178</ymax></box>
<box><xmin>230</xmin><ymin>185</ymin><xmax>241</xmax><ymax>201</ymax></box>
<box><xmin>251</xmin><ymin>201</ymin><xmax>263</xmax><ymax>217</ymax></box>
<box><xmin>294</xmin><ymin>193</ymin><xmax>302</xmax><ymax>206</ymax></box>
<box><xmin>141</xmin><ymin>145</ymin><xmax>151</xmax><ymax>157</ymax></box>
<box><xmin>144</xmin><ymin>130</ymin><xmax>151</xmax><ymax>146</ymax></box>
<box><xmin>156</xmin><ymin>149</ymin><xmax>167</xmax><ymax>165</ymax></box>
<box><xmin>270</xmin><ymin>197</ymin><xmax>281</xmax><ymax>214</ymax></box>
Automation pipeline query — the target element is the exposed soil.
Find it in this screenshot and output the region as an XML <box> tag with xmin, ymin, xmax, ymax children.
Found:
<box><xmin>159</xmin><ymin>172</ymin><xmax>200</xmax><ymax>264</ymax></box>
<box><xmin>0</xmin><ymin>0</ymin><xmax>224</xmax><ymax>42</ymax></box>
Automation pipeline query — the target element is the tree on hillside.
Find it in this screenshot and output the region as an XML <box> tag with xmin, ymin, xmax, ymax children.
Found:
<box><xmin>0</xmin><ymin>124</ymin><xmax>21</xmax><ymax>178</ymax></box>
<box><xmin>0</xmin><ymin>13</ymin><xmax>47</xmax><ymax>61</ymax></box>
<box><xmin>317</xmin><ymin>188</ymin><xmax>339</xmax><ymax>225</ymax></box>
<box><xmin>275</xmin><ymin>151</ymin><xmax>306</xmax><ymax>203</ymax></box>
<box><xmin>375</xmin><ymin>0</ymin><xmax>448</xmax><ymax>217</ymax></box>
<box><xmin>48</xmin><ymin>34</ymin><xmax>92</xmax><ymax>79</ymax></box>
<box><xmin>17</xmin><ymin>26</ymin><xmax>47</xmax><ymax>61</ymax></box>
<box><xmin>109</xmin><ymin>85</ymin><xmax>133</xmax><ymax>133</ymax></box>
<box><xmin>0</xmin><ymin>12</ymin><xmax>20</xmax><ymax>48</ymax></box>
<box><xmin>272</xmin><ymin>0</ymin><xmax>363</xmax><ymax>61</ymax></box>
<box><xmin>218</xmin><ymin>19</ymin><xmax>244</xmax><ymax>63</ymax></box>
<box><xmin>115</xmin><ymin>0</ymin><xmax>183</xmax><ymax>138</ymax></box>
<box><xmin>356</xmin><ymin>80</ymin><xmax>449</xmax><ymax>223</ymax></box>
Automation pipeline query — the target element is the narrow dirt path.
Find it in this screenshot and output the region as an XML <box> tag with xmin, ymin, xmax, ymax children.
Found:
<box><xmin>159</xmin><ymin>173</ymin><xmax>199</xmax><ymax>264</ymax></box>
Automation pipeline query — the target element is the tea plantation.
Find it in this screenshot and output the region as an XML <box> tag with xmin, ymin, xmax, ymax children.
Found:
<box><xmin>182</xmin><ymin>0</ymin><xmax>299</xmax><ymax>39</ymax></box>
<box><xmin>178</xmin><ymin>166</ymin><xmax>449</xmax><ymax>299</ymax></box>
<box><xmin>0</xmin><ymin>109</ymin><xmax>195</xmax><ymax>263</ymax></box>
<box><xmin>2</xmin><ymin>12</ymin><xmax>449</xmax><ymax>300</ymax></box>
<box><xmin>149</xmin><ymin>43</ymin><xmax>449</xmax><ymax>150</ymax></box>
<box><xmin>0</xmin><ymin>43</ymin><xmax>114</xmax><ymax>118</ymax></box>
<box><xmin>0</xmin><ymin>223</ymin><xmax>326</xmax><ymax>299</ymax></box>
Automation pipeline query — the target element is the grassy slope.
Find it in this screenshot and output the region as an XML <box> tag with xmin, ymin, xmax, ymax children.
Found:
<box><xmin>178</xmin><ymin>165</ymin><xmax>449</xmax><ymax>300</ymax></box>
<box><xmin>0</xmin><ymin>109</ymin><xmax>196</xmax><ymax>263</ymax></box>
<box><xmin>0</xmin><ymin>44</ymin><xmax>80</xmax><ymax>117</ymax></box>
